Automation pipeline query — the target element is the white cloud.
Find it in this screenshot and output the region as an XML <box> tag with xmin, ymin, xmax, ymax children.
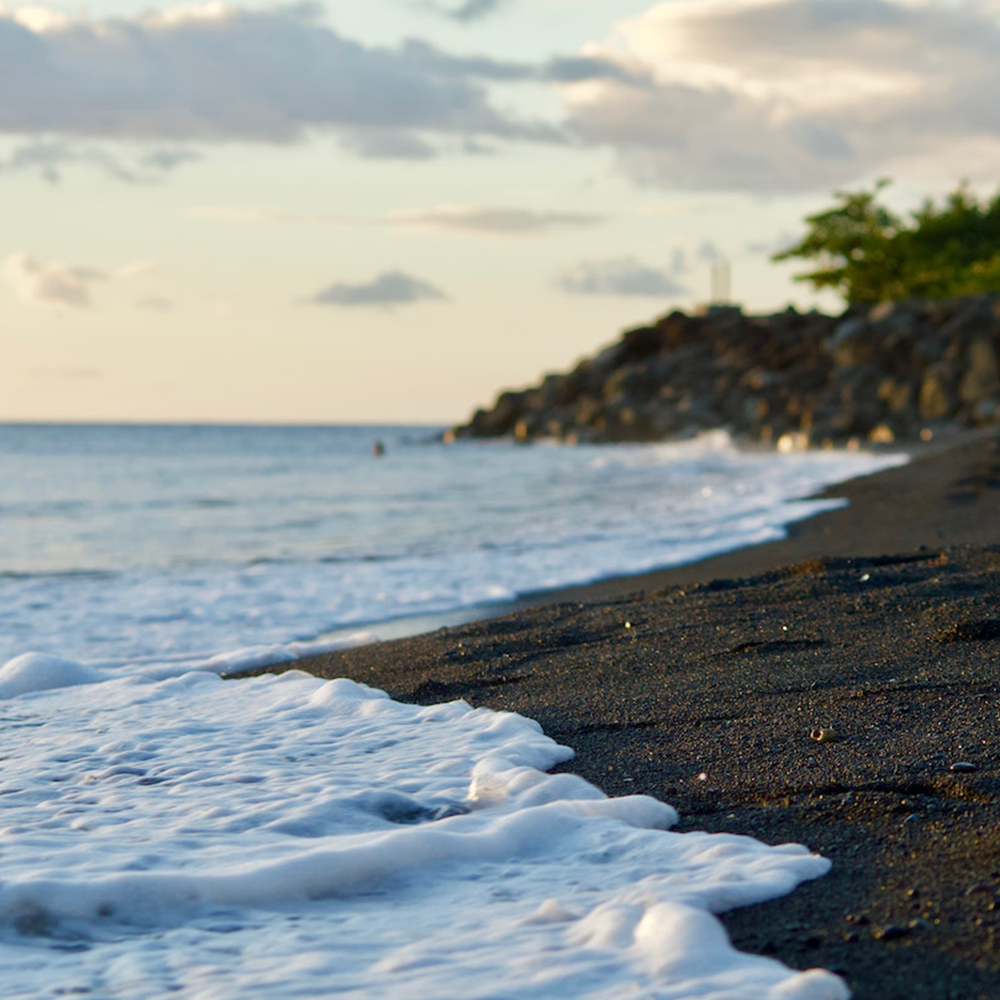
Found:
<box><xmin>555</xmin><ymin>256</ymin><xmax>688</xmax><ymax>297</ymax></box>
<box><xmin>0</xmin><ymin>3</ymin><xmax>545</xmax><ymax>151</ymax></box>
<box><xmin>563</xmin><ymin>0</ymin><xmax>1000</xmax><ymax>191</ymax></box>
<box><xmin>2</xmin><ymin>251</ymin><xmax>164</xmax><ymax>309</ymax></box>
<box><xmin>2</xmin><ymin>251</ymin><xmax>105</xmax><ymax>308</ymax></box>
<box><xmin>310</xmin><ymin>271</ymin><xmax>448</xmax><ymax>308</ymax></box>
<box><xmin>386</xmin><ymin>204</ymin><xmax>602</xmax><ymax>233</ymax></box>
<box><xmin>192</xmin><ymin>202</ymin><xmax>601</xmax><ymax>234</ymax></box>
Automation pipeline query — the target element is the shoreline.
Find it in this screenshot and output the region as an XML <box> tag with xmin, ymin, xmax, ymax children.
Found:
<box><xmin>278</xmin><ymin>425</ymin><xmax>1000</xmax><ymax>1000</ymax></box>
<box><xmin>324</xmin><ymin>426</ymin><xmax>986</xmax><ymax>647</ymax></box>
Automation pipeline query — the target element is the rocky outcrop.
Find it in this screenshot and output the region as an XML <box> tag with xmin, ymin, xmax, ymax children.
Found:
<box><xmin>448</xmin><ymin>295</ymin><xmax>1000</xmax><ymax>447</ymax></box>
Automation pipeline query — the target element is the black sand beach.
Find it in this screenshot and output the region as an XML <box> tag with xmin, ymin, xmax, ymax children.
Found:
<box><xmin>279</xmin><ymin>428</ymin><xmax>1000</xmax><ymax>1000</ymax></box>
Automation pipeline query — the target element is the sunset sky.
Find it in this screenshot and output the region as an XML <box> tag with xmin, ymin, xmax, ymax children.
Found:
<box><xmin>4</xmin><ymin>0</ymin><xmax>1000</xmax><ymax>423</ymax></box>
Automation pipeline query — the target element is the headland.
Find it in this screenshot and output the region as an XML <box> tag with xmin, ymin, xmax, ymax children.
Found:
<box><xmin>448</xmin><ymin>295</ymin><xmax>1000</xmax><ymax>449</ymax></box>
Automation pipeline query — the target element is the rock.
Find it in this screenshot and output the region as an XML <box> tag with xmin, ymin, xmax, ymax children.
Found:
<box><xmin>777</xmin><ymin>432</ymin><xmax>810</xmax><ymax>453</ymax></box>
<box><xmin>827</xmin><ymin>317</ymin><xmax>872</xmax><ymax>366</ymax></box>
<box><xmin>870</xmin><ymin>299</ymin><xmax>921</xmax><ymax>343</ymax></box>
<box><xmin>602</xmin><ymin>363</ymin><xmax>662</xmax><ymax>404</ymax></box>
<box><xmin>656</xmin><ymin>310</ymin><xmax>701</xmax><ymax>350</ymax></box>
<box><xmin>873</xmin><ymin>924</ymin><xmax>910</xmax><ymax>942</ymax></box>
<box><xmin>959</xmin><ymin>339</ymin><xmax>1000</xmax><ymax>405</ymax></box>
<box><xmin>974</xmin><ymin>398</ymin><xmax>1000</xmax><ymax>423</ymax></box>
<box><xmin>450</xmin><ymin>294</ymin><xmax>1000</xmax><ymax>446</ymax></box>
<box><xmin>919</xmin><ymin>368</ymin><xmax>955</xmax><ymax>420</ymax></box>
<box><xmin>618</xmin><ymin>324</ymin><xmax>665</xmax><ymax>362</ymax></box>
<box><xmin>878</xmin><ymin>376</ymin><xmax>914</xmax><ymax>413</ymax></box>
<box><xmin>573</xmin><ymin>395</ymin><xmax>602</xmax><ymax>429</ymax></box>
<box><xmin>486</xmin><ymin>390</ymin><xmax>527</xmax><ymax>436</ymax></box>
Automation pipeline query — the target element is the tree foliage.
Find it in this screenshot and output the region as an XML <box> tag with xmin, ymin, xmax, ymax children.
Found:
<box><xmin>773</xmin><ymin>180</ymin><xmax>1000</xmax><ymax>304</ymax></box>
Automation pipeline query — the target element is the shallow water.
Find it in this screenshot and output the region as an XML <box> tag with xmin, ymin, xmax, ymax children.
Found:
<box><xmin>0</xmin><ymin>423</ymin><xmax>898</xmax><ymax>997</ymax></box>
<box><xmin>0</xmin><ymin>669</ymin><xmax>848</xmax><ymax>999</ymax></box>
<box><xmin>0</xmin><ymin>423</ymin><xmax>907</xmax><ymax>671</ymax></box>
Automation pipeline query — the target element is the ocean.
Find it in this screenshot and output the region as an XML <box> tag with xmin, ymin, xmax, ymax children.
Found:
<box><xmin>0</xmin><ymin>423</ymin><xmax>904</xmax><ymax>998</ymax></box>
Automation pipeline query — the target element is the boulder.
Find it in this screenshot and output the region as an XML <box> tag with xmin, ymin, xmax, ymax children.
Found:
<box><xmin>959</xmin><ymin>339</ymin><xmax>1000</xmax><ymax>405</ymax></box>
<box><xmin>919</xmin><ymin>365</ymin><xmax>956</xmax><ymax>421</ymax></box>
<box><xmin>826</xmin><ymin>317</ymin><xmax>872</xmax><ymax>366</ymax></box>
<box><xmin>449</xmin><ymin>294</ymin><xmax>1000</xmax><ymax>447</ymax></box>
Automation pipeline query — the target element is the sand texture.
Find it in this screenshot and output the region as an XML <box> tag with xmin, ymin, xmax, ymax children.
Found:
<box><xmin>281</xmin><ymin>428</ymin><xmax>1000</xmax><ymax>1000</ymax></box>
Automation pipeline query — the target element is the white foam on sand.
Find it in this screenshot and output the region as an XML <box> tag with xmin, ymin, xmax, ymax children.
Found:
<box><xmin>0</xmin><ymin>664</ymin><xmax>848</xmax><ymax>999</ymax></box>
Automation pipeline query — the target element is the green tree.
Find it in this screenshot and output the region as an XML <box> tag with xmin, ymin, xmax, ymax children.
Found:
<box><xmin>773</xmin><ymin>180</ymin><xmax>1000</xmax><ymax>304</ymax></box>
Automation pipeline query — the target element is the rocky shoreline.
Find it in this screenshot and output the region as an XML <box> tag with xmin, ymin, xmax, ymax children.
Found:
<box><xmin>450</xmin><ymin>295</ymin><xmax>1000</xmax><ymax>448</ymax></box>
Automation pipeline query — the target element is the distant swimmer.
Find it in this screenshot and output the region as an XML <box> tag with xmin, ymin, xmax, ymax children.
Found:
<box><xmin>372</xmin><ymin>440</ymin><xmax>385</xmax><ymax>458</ymax></box>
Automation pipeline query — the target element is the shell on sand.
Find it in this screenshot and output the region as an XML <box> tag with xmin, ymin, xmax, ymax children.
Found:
<box><xmin>810</xmin><ymin>727</ymin><xmax>837</xmax><ymax>743</ymax></box>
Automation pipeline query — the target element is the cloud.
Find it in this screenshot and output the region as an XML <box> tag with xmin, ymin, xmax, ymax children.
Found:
<box><xmin>138</xmin><ymin>148</ymin><xmax>203</xmax><ymax>174</ymax></box>
<box><xmin>0</xmin><ymin>139</ymin><xmax>201</xmax><ymax>183</ymax></box>
<box><xmin>338</xmin><ymin>129</ymin><xmax>437</xmax><ymax>160</ymax></box>
<box><xmin>669</xmin><ymin>247</ymin><xmax>689</xmax><ymax>274</ymax></box>
<box><xmin>696</xmin><ymin>240</ymin><xmax>725</xmax><ymax>263</ymax></box>
<box><xmin>387</xmin><ymin>204</ymin><xmax>602</xmax><ymax>233</ymax></box>
<box><xmin>746</xmin><ymin>232</ymin><xmax>797</xmax><ymax>255</ymax></box>
<box><xmin>310</xmin><ymin>270</ymin><xmax>448</xmax><ymax>308</ymax></box>
<box><xmin>440</xmin><ymin>0</ymin><xmax>510</xmax><ymax>22</ymax></box>
<box><xmin>555</xmin><ymin>257</ymin><xmax>689</xmax><ymax>297</ymax></box>
<box><xmin>397</xmin><ymin>38</ymin><xmax>531</xmax><ymax>82</ymax></box>
<box><xmin>543</xmin><ymin>55</ymin><xmax>650</xmax><ymax>87</ymax></box>
<box><xmin>2</xmin><ymin>251</ymin><xmax>106</xmax><ymax>308</ymax></box>
<box><xmin>2</xmin><ymin>252</ymin><xmax>165</xmax><ymax>309</ymax></box>
<box><xmin>0</xmin><ymin>3</ymin><xmax>547</xmax><ymax>153</ymax></box>
<box><xmin>562</xmin><ymin>0</ymin><xmax>1000</xmax><ymax>191</ymax></box>
<box><xmin>192</xmin><ymin>202</ymin><xmax>601</xmax><ymax>234</ymax></box>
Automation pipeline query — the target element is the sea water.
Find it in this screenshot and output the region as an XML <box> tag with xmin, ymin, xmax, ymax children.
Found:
<box><xmin>0</xmin><ymin>423</ymin><xmax>905</xmax><ymax>670</ymax></box>
<box><xmin>0</xmin><ymin>423</ymin><xmax>905</xmax><ymax>998</ymax></box>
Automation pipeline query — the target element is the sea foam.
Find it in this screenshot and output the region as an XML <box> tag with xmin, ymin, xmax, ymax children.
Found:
<box><xmin>0</xmin><ymin>667</ymin><xmax>848</xmax><ymax>999</ymax></box>
<box><xmin>0</xmin><ymin>424</ymin><xmax>895</xmax><ymax>997</ymax></box>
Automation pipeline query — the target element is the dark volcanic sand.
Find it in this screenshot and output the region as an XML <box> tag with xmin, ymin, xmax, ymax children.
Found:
<box><xmin>278</xmin><ymin>428</ymin><xmax>1000</xmax><ymax>1000</ymax></box>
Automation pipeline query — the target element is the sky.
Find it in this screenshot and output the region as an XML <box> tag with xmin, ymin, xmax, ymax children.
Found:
<box><xmin>3</xmin><ymin>0</ymin><xmax>1000</xmax><ymax>424</ymax></box>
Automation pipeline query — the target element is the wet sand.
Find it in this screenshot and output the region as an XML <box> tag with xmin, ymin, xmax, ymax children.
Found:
<box><xmin>279</xmin><ymin>427</ymin><xmax>1000</xmax><ymax>999</ymax></box>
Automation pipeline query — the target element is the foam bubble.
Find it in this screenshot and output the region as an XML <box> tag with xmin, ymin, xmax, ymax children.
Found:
<box><xmin>0</xmin><ymin>652</ymin><xmax>105</xmax><ymax>698</ymax></box>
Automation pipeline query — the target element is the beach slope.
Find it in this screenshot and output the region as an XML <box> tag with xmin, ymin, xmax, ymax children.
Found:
<box><xmin>286</xmin><ymin>429</ymin><xmax>1000</xmax><ymax>1000</ymax></box>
